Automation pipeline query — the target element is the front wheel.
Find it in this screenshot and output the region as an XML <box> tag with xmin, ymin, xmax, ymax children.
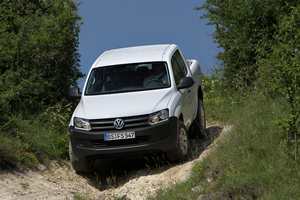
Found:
<box><xmin>166</xmin><ymin>121</ymin><xmax>190</xmax><ymax>163</ymax></box>
<box><xmin>69</xmin><ymin>142</ymin><xmax>95</xmax><ymax>173</ymax></box>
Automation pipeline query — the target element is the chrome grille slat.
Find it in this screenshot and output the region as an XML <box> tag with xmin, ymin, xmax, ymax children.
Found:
<box><xmin>90</xmin><ymin>121</ymin><xmax>114</xmax><ymax>125</ymax></box>
<box><xmin>124</xmin><ymin>116</ymin><xmax>149</xmax><ymax>122</ymax></box>
<box><xmin>90</xmin><ymin>126</ymin><xmax>115</xmax><ymax>130</ymax></box>
<box><xmin>125</xmin><ymin>122</ymin><xmax>148</xmax><ymax>128</ymax></box>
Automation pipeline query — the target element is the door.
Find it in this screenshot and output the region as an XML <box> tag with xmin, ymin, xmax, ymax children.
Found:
<box><xmin>171</xmin><ymin>50</ymin><xmax>195</xmax><ymax>127</ymax></box>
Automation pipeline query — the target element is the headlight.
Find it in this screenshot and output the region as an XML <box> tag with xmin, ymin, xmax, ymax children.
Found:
<box><xmin>148</xmin><ymin>109</ymin><xmax>169</xmax><ymax>125</ymax></box>
<box><xmin>74</xmin><ymin>117</ymin><xmax>91</xmax><ymax>131</ymax></box>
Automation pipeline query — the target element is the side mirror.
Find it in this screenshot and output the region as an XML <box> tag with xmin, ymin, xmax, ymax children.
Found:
<box><xmin>177</xmin><ymin>77</ymin><xmax>195</xmax><ymax>90</ymax></box>
<box><xmin>69</xmin><ymin>86</ymin><xmax>81</xmax><ymax>99</ymax></box>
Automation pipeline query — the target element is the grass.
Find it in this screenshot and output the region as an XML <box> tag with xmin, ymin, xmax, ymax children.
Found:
<box><xmin>146</xmin><ymin>72</ymin><xmax>300</xmax><ymax>199</ymax></box>
<box><xmin>0</xmin><ymin>99</ymin><xmax>73</xmax><ymax>169</ymax></box>
<box><xmin>20</xmin><ymin>181</ymin><xmax>30</xmax><ymax>189</ymax></box>
<box><xmin>74</xmin><ymin>193</ymin><xmax>90</xmax><ymax>200</ymax></box>
<box><xmin>114</xmin><ymin>195</ymin><xmax>131</xmax><ymax>200</ymax></box>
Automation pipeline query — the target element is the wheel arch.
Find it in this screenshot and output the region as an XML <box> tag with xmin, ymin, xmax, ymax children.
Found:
<box><xmin>198</xmin><ymin>85</ymin><xmax>203</xmax><ymax>101</ymax></box>
<box><xmin>178</xmin><ymin>113</ymin><xmax>184</xmax><ymax>123</ymax></box>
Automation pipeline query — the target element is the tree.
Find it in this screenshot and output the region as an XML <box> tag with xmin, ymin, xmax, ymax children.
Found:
<box><xmin>258</xmin><ymin>5</ymin><xmax>300</xmax><ymax>164</ymax></box>
<box><xmin>195</xmin><ymin>0</ymin><xmax>298</xmax><ymax>90</ymax></box>
<box><xmin>0</xmin><ymin>0</ymin><xmax>84</xmax><ymax>119</ymax></box>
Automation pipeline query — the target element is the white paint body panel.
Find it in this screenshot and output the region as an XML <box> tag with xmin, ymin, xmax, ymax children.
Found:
<box><xmin>95</xmin><ymin>45</ymin><xmax>170</xmax><ymax>67</ymax></box>
<box><xmin>70</xmin><ymin>44</ymin><xmax>203</xmax><ymax>131</ymax></box>
<box><xmin>74</xmin><ymin>89</ymin><xmax>173</xmax><ymax>119</ymax></box>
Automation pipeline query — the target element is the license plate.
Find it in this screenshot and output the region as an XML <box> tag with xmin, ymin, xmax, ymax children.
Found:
<box><xmin>104</xmin><ymin>132</ymin><xmax>135</xmax><ymax>141</ymax></box>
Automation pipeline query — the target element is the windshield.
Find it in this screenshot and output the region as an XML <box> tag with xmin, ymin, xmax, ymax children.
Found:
<box><xmin>85</xmin><ymin>62</ymin><xmax>171</xmax><ymax>95</ymax></box>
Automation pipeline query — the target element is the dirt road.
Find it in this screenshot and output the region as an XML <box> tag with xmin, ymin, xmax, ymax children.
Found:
<box><xmin>0</xmin><ymin>125</ymin><xmax>226</xmax><ymax>200</ymax></box>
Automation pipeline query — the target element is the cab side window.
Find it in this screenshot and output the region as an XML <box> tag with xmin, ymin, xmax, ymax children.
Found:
<box><xmin>171</xmin><ymin>50</ymin><xmax>187</xmax><ymax>85</ymax></box>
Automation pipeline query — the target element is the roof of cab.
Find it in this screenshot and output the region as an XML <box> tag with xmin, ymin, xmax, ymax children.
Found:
<box><xmin>93</xmin><ymin>44</ymin><xmax>176</xmax><ymax>67</ymax></box>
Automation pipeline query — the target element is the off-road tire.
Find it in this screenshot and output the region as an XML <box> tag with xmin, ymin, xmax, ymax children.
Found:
<box><xmin>69</xmin><ymin>142</ymin><xmax>95</xmax><ymax>173</ymax></box>
<box><xmin>166</xmin><ymin>121</ymin><xmax>190</xmax><ymax>163</ymax></box>
<box><xmin>197</xmin><ymin>99</ymin><xmax>206</xmax><ymax>137</ymax></box>
<box><xmin>190</xmin><ymin>99</ymin><xmax>206</xmax><ymax>138</ymax></box>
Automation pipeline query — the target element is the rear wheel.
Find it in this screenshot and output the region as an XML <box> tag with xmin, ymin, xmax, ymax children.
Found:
<box><xmin>166</xmin><ymin>121</ymin><xmax>190</xmax><ymax>163</ymax></box>
<box><xmin>198</xmin><ymin>99</ymin><xmax>206</xmax><ymax>137</ymax></box>
<box><xmin>69</xmin><ymin>142</ymin><xmax>95</xmax><ymax>173</ymax></box>
<box><xmin>191</xmin><ymin>99</ymin><xmax>206</xmax><ymax>138</ymax></box>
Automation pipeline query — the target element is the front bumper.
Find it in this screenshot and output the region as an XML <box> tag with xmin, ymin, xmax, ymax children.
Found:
<box><xmin>69</xmin><ymin>116</ymin><xmax>178</xmax><ymax>159</ymax></box>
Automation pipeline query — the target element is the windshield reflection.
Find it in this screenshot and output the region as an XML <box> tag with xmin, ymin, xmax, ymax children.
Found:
<box><xmin>85</xmin><ymin>62</ymin><xmax>171</xmax><ymax>95</ymax></box>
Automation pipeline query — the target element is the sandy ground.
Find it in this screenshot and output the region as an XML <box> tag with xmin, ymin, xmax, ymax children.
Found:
<box><xmin>0</xmin><ymin>125</ymin><xmax>228</xmax><ymax>200</ymax></box>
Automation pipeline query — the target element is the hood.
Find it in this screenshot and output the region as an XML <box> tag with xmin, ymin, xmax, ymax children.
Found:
<box><xmin>74</xmin><ymin>89</ymin><xmax>173</xmax><ymax>119</ymax></box>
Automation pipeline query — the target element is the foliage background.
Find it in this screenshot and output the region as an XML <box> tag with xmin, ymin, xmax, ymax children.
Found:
<box><xmin>196</xmin><ymin>0</ymin><xmax>300</xmax><ymax>164</ymax></box>
<box><xmin>195</xmin><ymin>0</ymin><xmax>299</xmax><ymax>90</ymax></box>
<box><xmin>0</xmin><ymin>0</ymin><xmax>84</xmax><ymax>120</ymax></box>
<box><xmin>0</xmin><ymin>0</ymin><xmax>83</xmax><ymax>168</ymax></box>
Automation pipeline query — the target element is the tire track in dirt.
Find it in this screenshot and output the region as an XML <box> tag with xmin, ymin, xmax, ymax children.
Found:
<box><xmin>0</xmin><ymin>125</ymin><xmax>227</xmax><ymax>200</ymax></box>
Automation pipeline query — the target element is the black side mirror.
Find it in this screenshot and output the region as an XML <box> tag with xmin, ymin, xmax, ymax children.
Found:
<box><xmin>69</xmin><ymin>86</ymin><xmax>81</xmax><ymax>99</ymax></box>
<box><xmin>177</xmin><ymin>77</ymin><xmax>195</xmax><ymax>90</ymax></box>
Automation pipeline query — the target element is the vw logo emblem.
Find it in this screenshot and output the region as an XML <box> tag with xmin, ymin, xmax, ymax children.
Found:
<box><xmin>114</xmin><ymin>119</ymin><xmax>124</xmax><ymax>129</ymax></box>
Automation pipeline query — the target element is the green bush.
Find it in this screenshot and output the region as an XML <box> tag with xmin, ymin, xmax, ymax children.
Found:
<box><xmin>0</xmin><ymin>0</ymin><xmax>84</xmax><ymax>168</ymax></box>
<box><xmin>0</xmin><ymin>0</ymin><xmax>84</xmax><ymax>121</ymax></box>
<box><xmin>0</xmin><ymin>99</ymin><xmax>73</xmax><ymax>168</ymax></box>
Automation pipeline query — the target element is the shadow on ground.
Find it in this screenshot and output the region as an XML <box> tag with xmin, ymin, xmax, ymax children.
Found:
<box><xmin>189</xmin><ymin>125</ymin><xmax>223</xmax><ymax>159</ymax></box>
<box><xmin>78</xmin><ymin>125</ymin><xmax>224</xmax><ymax>191</ymax></box>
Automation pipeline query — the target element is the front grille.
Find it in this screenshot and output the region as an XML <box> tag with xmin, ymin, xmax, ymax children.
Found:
<box><xmin>89</xmin><ymin>114</ymin><xmax>150</xmax><ymax>131</ymax></box>
<box><xmin>92</xmin><ymin>135</ymin><xmax>150</xmax><ymax>148</ymax></box>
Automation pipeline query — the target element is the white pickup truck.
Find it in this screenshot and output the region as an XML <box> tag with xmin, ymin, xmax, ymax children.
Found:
<box><xmin>69</xmin><ymin>44</ymin><xmax>206</xmax><ymax>173</ymax></box>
